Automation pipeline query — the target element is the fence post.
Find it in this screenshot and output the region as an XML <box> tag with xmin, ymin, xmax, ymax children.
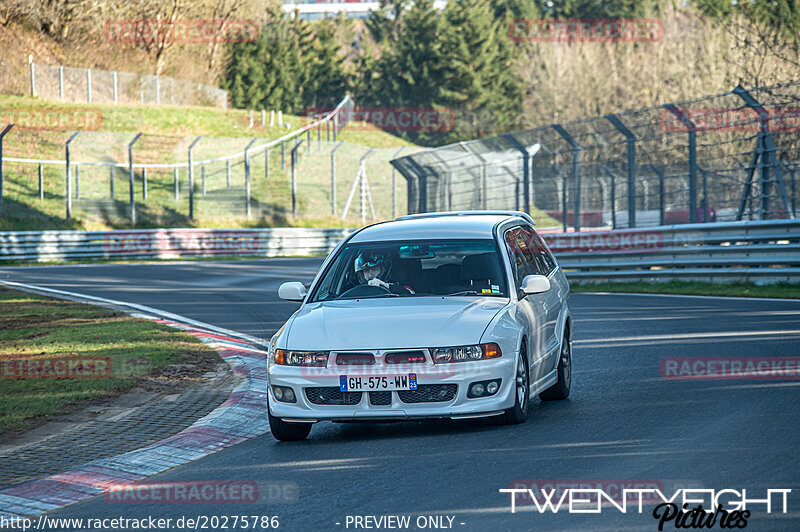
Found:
<box><xmin>281</xmin><ymin>140</ymin><xmax>285</xmax><ymax>170</ymax></box>
<box><xmin>244</xmin><ymin>139</ymin><xmax>257</xmax><ymax>219</ymax></box>
<box><xmin>317</xmin><ymin>123</ymin><xmax>321</xmax><ymax>152</ymax></box>
<box><xmin>502</xmin><ymin>134</ymin><xmax>532</xmax><ymax>215</ymax></box>
<box><xmin>39</xmin><ymin>164</ymin><xmax>44</xmax><ymax>200</ymax></box>
<box><xmin>264</xmin><ymin>147</ymin><xmax>269</xmax><ymax>179</ymax></box>
<box><xmin>734</xmin><ymin>85</ymin><xmax>794</xmax><ymax>220</ymax></box>
<box><xmin>0</xmin><ymin>125</ymin><xmax>13</xmax><ymax>217</ymax></box>
<box><xmin>600</xmin><ymin>165</ymin><xmax>618</xmax><ymax>229</ymax></box>
<box><xmin>326</xmin><ymin>120</ymin><xmax>330</xmax><ymax>142</ymax></box>
<box><xmin>173</xmin><ymin>167</ymin><xmax>179</xmax><ymax>201</ymax></box>
<box><xmin>128</xmin><ymin>133</ymin><xmax>142</xmax><ymax>225</ymax></box>
<box><xmin>109</xmin><ymin>165</ymin><xmax>114</xmax><ymax>199</ymax></box>
<box><xmin>664</xmin><ymin>105</ymin><xmax>698</xmax><ymax>223</ymax></box>
<box><xmin>291</xmin><ymin>140</ymin><xmax>304</xmax><ymax>217</ymax></box>
<box><xmin>605</xmin><ymin>113</ymin><xmax>637</xmax><ymax>228</ymax></box>
<box><xmin>201</xmin><ymin>165</ymin><xmax>206</xmax><ymax>196</ymax></box>
<box><xmin>391</xmin><ymin>147</ymin><xmax>405</xmax><ymax>218</ymax></box>
<box><xmin>142</xmin><ymin>167</ymin><xmax>147</xmax><ymax>200</ymax></box>
<box><xmin>65</xmin><ymin>131</ymin><xmax>79</xmax><ymax>221</ymax></box>
<box><xmin>86</xmin><ymin>68</ymin><xmax>92</xmax><ymax>103</ymax></box>
<box><xmin>188</xmin><ymin>136</ymin><xmax>202</xmax><ymax>219</ymax></box>
<box><xmin>307</xmin><ymin>129</ymin><xmax>311</xmax><ymax>154</ymax></box>
<box><xmin>552</xmin><ymin>125</ymin><xmax>581</xmax><ymax>231</ymax></box>
<box><xmin>226</xmin><ymin>159</ymin><xmax>231</xmax><ymax>188</ymax></box>
<box><xmin>647</xmin><ymin>164</ymin><xmax>665</xmax><ymax>226</ymax></box>
<box><xmin>29</xmin><ymin>56</ymin><xmax>35</xmax><ymax>97</ymax></box>
<box><xmin>74</xmin><ymin>165</ymin><xmax>80</xmax><ymax>199</ymax></box>
<box><xmin>330</xmin><ymin>141</ymin><xmax>343</xmax><ymax>215</ymax></box>
<box><xmin>113</xmin><ymin>71</ymin><xmax>118</xmax><ymax>104</ymax></box>
<box><xmin>59</xmin><ymin>65</ymin><xmax>64</xmax><ymax>99</ymax></box>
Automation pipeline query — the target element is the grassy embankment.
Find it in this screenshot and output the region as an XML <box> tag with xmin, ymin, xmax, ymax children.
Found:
<box><xmin>0</xmin><ymin>287</ymin><xmax>221</xmax><ymax>436</ymax></box>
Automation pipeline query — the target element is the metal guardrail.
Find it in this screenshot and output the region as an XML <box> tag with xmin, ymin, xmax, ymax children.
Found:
<box><xmin>0</xmin><ymin>227</ymin><xmax>353</xmax><ymax>262</ymax></box>
<box><xmin>544</xmin><ymin>219</ymin><xmax>800</xmax><ymax>283</ymax></box>
<box><xmin>0</xmin><ymin>220</ymin><xmax>797</xmax><ymax>284</ymax></box>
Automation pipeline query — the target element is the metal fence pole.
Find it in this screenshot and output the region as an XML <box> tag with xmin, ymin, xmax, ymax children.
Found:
<box><xmin>291</xmin><ymin>140</ymin><xmax>304</xmax><ymax>217</ymax></box>
<box><xmin>391</xmin><ymin>147</ymin><xmax>405</xmax><ymax>218</ymax></box>
<box><xmin>226</xmin><ymin>159</ymin><xmax>231</xmax><ymax>188</ymax></box>
<box><xmin>552</xmin><ymin>125</ymin><xmax>581</xmax><ymax>231</ymax></box>
<box><xmin>601</xmin><ymin>164</ymin><xmax>618</xmax><ymax>229</ymax></box>
<box><xmin>734</xmin><ymin>85</ymin><xmax>793</xmax><ymax>220</ymax></box>
<box><xmin>326</xmin><ymin>121</ymin><xmax>330</xmax><ymax>142</ymax></box>
<box><xmin>113</xmin><ymin>71</ymin><xmax>118</xmax><ymax>104</ymax></box>
<box><xmin>65</xmin><ymin>131</ymin><xmax>79</xmax><ymax>221</ymax></box>
<box><xmin>29</xmin><ymin>56</ymin><xmax>35</xmax><ymax>97</ymax></box>
<box><xmin>647</xmin><ymin>164</ymin><xmax>665</xmax><ymax>226</ymax></box>
<box><xmin>664</xmin><ymin>105</ymin><xmax>698</xmax><ymax>223</ymax></box>
<box><xmin>0</xmin><ymin>125</ymin><xmax>13</xmax><ymax>217</ymax></box>
<box><xmin>605</xmin><ymin>113</ymin><xmax>637</xmax><ymax>228</ymax></box>
<box><xmin>331</xmin><ymin>141</ymin><xmax>343</xmax><ymax>215</ymax></box>
<box><xmin>39</xmin><ymin>164</ymin><xmax>44</xmax><ymax>200</ymax></box>
<box><xmin>142</xmin><ymin>167</ymin><xmax>147</xmax><ymax>200</ymax></box>
<box><xmin>307</xmin><ymin>129</ymin><xmax>311</xmax><ymax>154</ymax></box>
<box><xmin>244</xmin><ymin>138</ymin><xmax>257</xmax><ymax>219</ymax></box>
<box><xmin>188</xmin><ymin>136</ymin><xmax>202</xmax><ymax>219</ymax></box>
<box><xmin>74</xmin><ymin>165</ymin><xmax>80</xmax><ymax>199</ymax></box>
<box><xmin>281</xmin><ymin>140</ymin><xmax>285</xmax><ymax>169</ymax></box>
<box><xmin>109</xmin><ymin>166</ymin><xmax>114</xmax><ymax>199</ymax></box>
<box><xmin>265</xmin><ymin>148</ymin><xmax>269</xmax><ymax>179</ymax></box>
<box><xmin>173</xmin><ymin>167</ymin><xmax>179</xmax><ymax>201</ymax></box>
<box><xmin>86</xmin><ymin>68</ymin><xmax>92</xmax><ymax>103</ymax></box>
<box><xmin>502</xmin><ymin>134</ymin><xmax>532</xmax><ymax>215</ymax></box>
<box><xmin>128</xmin><ymin>133</ymin><xmax>142</xmax><ymax>225</ymax></box>
<box><xmin>59</xmin><ymin>65</ymin><xmax>64</xmax><ymax>99</ymax></box>
<box><xmin>201</xmin><ymin>165</ymin><xmax>206</xmax><ymax>196</ymax></box>
<box><xmin>317</xmin><ymin>123</ymin><xmax>321</xmax><ymax>152</ymax></box>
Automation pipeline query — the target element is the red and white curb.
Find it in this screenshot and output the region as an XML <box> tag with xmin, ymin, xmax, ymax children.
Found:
<box><xmin>0</xmin><ymin>282</ymin><xmax>271</xmax><ymax>519</ymax></box>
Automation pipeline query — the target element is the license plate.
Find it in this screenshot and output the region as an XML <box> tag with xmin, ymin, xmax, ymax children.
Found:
<box><xmin>339</xmin><ymin>374</ymin><xmax>417</xmax><ymax>392</ymax></box>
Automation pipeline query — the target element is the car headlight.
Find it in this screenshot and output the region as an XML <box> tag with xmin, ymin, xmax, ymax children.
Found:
<box><xmin>431</xmin><ymin>343</ymin><xmax>502</xmax><ymax>363</ymax></box>
<box><xmin>274</xmin><ymin>349</ymin><xmax>329</xmax><ymax>367</ymax></box>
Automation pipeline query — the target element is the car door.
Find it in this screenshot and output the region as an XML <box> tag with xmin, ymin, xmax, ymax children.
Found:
<box><xmin>528</xmin><ymin>230</ymin><xmax>563</xmax><ymax>364</ymax></box>
<box><xmin>502</xmin><ymin>226</ymin><xmax>548</xmax><ymax>381</ymax></box>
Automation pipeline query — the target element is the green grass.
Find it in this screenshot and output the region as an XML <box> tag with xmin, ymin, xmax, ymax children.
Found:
<box><xmin>0</xmin><ymin>95</ymin><xmax>423</xmax><ymax>232</ymax></box>
<box><xmin>0</xmin><ymin>287</ymin><xmax>221</xmax><ymax>436</ymax></box>
<box><xmin>571</xmin><ymin>280</ymin><xmax>800</xmax><ymax>299</ymax></box>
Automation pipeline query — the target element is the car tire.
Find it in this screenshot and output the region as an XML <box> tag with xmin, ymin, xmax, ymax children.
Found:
<box><xmin>268</xmin><ymin>406</ymin><xmax>312</xmax><ymax>441</ymax></box>
<box><xmin>498</xmin><ymin>343</ymin><xmax>530</xmax><ymax>425</ymax></box>
<box><xmin>540</xmin><ymin>329</ymin><xmax>571</xmax><ymax>401</ymax></box>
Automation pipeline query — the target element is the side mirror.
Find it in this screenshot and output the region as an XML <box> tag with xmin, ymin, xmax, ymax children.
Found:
<box><xmin>520</xmin><ymin>274</ymin><xmax>551</xmax><ymax>296</ymax></box>
<box><xmin>278</xmin><ymin>281</ymin><xmax>307</xmax><ymax>302</ymax></box>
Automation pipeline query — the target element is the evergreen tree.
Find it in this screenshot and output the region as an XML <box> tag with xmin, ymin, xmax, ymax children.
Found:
<box><xmin>304</xmin><ymin>18</ymin><xmax>349</xmax><ymax>109</ymax></box>
<box><xmin>438</xmin><ymin>0</ymin><xmax>524</xmax><ymax>141</ymax></box>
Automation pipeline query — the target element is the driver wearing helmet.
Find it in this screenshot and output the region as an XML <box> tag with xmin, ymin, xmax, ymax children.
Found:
<box><xmin>354</xmin><ymin>252</ymin><xmax>414</xmax><ymax>294</ymax></box>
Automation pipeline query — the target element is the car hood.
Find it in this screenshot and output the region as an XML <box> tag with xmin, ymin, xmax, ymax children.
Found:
<box><xmin>284</xmin><ymin>297</ymin><xmax>509</xmax><ymax>351</ymax></box>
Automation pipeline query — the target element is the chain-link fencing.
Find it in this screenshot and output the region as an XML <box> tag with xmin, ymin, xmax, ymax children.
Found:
<box><xmin>392</xmin><ymin>82</ymin><xmax>800</xmax><ymax>230</ymax></box>
<box><xmin>29</xmin><ymin>62</ymin><xmax>227</xmax><ymax>108</ymax></box>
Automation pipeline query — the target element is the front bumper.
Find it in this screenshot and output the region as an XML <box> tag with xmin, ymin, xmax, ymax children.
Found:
<box><xmin>267</xmin><ymin>351</ymin><xmax>516</xmax><ymax>421</ymax></box>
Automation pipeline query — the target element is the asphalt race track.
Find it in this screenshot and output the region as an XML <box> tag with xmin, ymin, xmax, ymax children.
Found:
<box><xmin>1</xmin><ymin>259</ymin><xmax>799</xmax><ymax>531</ymax></box>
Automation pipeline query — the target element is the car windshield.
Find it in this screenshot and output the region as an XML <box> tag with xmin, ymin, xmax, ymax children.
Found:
<box><xmin>309</xmin><ymin>240</ymin><xmax>508</xmax><ymax>302</ymax></box>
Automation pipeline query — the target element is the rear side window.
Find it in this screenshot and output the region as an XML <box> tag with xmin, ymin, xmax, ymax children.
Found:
<box><xmin>504</xmin><ymin>226</ymin><xmax>554</xmax><ymax>286</ymax></box>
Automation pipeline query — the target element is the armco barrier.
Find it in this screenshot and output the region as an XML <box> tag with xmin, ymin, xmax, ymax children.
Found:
<box><xmin>0</xmin><ymin>220</ymin><xmax>798</xmax><ymax>283</ymax></box>
<box><xmin>0</xmin><ymin>227</ymin><xmax>353</xmax><ymax>262</ymax></box>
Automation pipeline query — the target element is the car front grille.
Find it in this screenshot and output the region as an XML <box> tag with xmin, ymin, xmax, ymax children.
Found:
<box><xmin>398</xmin><ymin>384</ymin><xmax>457</xmax><ymax>403</ymax></box>
<box><xmin>368</xmin><ymin>391</ymin><xmax>392</xmax><ymax>406</ymax></box>
<box><xmin>305</xmin><ymin>387</ymin><xmax>362</xmax><ymax>406</ymax></box>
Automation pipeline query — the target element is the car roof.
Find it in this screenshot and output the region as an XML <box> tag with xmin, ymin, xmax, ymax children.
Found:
<box><xmin>349</xmin><ymin>211</ymin><xmax>534</xmax><ymax>243</ymax></box>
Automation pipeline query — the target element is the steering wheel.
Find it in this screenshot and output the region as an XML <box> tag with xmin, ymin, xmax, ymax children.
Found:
<box><xmin>339</xmin><ymin>284</ymin><xmax>392</xmax><ymax>299</ymax></box>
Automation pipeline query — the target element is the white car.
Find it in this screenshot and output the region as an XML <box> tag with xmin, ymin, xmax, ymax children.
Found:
<box><xmin>268</xmin><ymin>211</ymin><xmax>572</xmax><ymax>441</ymax></box>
